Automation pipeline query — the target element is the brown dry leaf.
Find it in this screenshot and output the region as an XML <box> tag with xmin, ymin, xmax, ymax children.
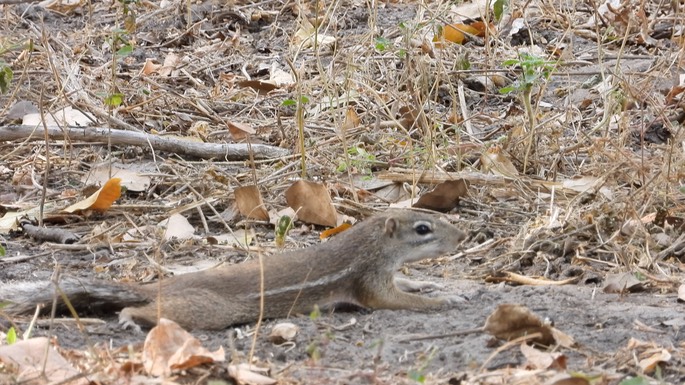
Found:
<box><xmin>562</xmin><ymin>176</ymin><xmax>613</xmax><ymax>200</ymax></box>
<box><xmin>234</xmin><ymin>185</ymin><xmax>269</xmax><ymax>221</ymax></box>
<box><xmin>158</xmin><ymin>52</ymin><xmax>182</xmax><ymax>77</ymax></box>
<box><xmin>339</xmin><ymin>107</ymin><xmax>360</xmax><ymax>134</ymax></box>
<box><xmin>638</xmin><ymin>349</ymin><xmax>671</xmax><ymax>373</ymax></box>
<box><xmin>549</xmin><ymin>377</ymin><xmax>590</xmax><ymax>385</ymax></box>
<box><xmin>285</xmin><ymin>180</ymin><xmax>337</xmax><ymax>227</ymax></box>
<box><xmin>140</xmin><ymin>58</ymin><xmax>162</xmax><ymax>75</ymax></box>
<box><xmin>269</xmin><ymin>322</ymin><xmax>299</xmax><ymax>344</ymax></box>
<box><xmin>23</xmin><ymin>106</ymin><xmax>95</xmax><ymax>127</ymax></box>
<box><xmin>237</xmin><ymin>79</ymin><xmax>279</xmax><ymax>94</ymax></box>
<box><xmin>84</xmin><ymin>164</ymin><xmax>151</xmax><ymax>192</ymax></box>
<box><xmin>269</xmin><ymin>64</ymin><xmax>295</xmax><ymax>86</ymax></box>
<box><xmin>413</xmin><ymin>179</ymin><xmax>469</xmax><ymax>212</ymax></box>
<box><xmin>320</xmin><ymin>222</ymin><xmax>351</xmax><ymax>239</ymax></box>
<box><xmin>602</xmin><ymin>272</ymin><xmax>643</xmax><ymax>293</ymax></box>
<box><xmin>398</xmin><ymin>105</ymin><xmax>421</xmax><ymax>130</ymax></box>
<box><xmin>39</xmin><ymin>0</ymin><xmax>82</xmax><ymax>14</ymax></box>
<box><xmin>434</xmin><ymin>23</ymin><xmax>480</xmax><ymax>45</ymax></box>
<box><xmin>206</xmin><ymin>228</ymin><xmax>255</xmax><ymax>248</ymax></box>
<box><xmin>292</xmin><ymin>17</ymin><xmax>336</xmax><ymax>50</ymax></box>
<box><xmin>483</xmin><ymin>304</ymin><xmax>555</xmax><ymax>346</ymax></box>
<box><xmin>143</xmin><ymin>318</ymin><xmax>225</xmax><ymax>377</ymax></box>
<box><xmin>481</xmin><ymin>146</ymin><xmax>519</xmax><ymax>177</ymax></box>
<box><xmin>227</xmin><ymin>120</ymin><xmax>256</xmax><ymax>141</ymax></box>
<box><xmin>159</xmin><ymin>213</ymin><xmax>195</xmax><ymax>241</ymax></box>
<box><xmin>520</xmin><ymin>343</ymin><xmax>567</xmax><ymax>370</ymax></box>
<box><xmin>228</xmin><ymin>363</ymin><xmax>277</xmax><ymax>385</ymax></box>
<box><xmin>63</xmin><ymin>178</ymin><xmax>122</xmax><ymax>213</ymax></box>
<box><xmin>0</xmin><ymin>337</ymin><xmax>88</xmax><ymax>385</ymax></box>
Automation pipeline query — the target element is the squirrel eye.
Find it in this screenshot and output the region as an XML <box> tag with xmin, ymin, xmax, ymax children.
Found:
<box><xmin>414</xmin><ymin>223</ymin><xmax>432</xmax><ymax>235</ymax></box>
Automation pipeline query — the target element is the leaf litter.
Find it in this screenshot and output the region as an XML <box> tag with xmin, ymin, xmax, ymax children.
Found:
<box><xmin>0</xmin><ymin>0</ymin><xmax>684</xmax><ymax>383</ymax></box>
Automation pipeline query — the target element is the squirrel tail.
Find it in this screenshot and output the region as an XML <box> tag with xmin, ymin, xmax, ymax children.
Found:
<box><xmin>0</xmin><ymin>277</ymin><xmax>148</xmax><ymax>315</ymax></box>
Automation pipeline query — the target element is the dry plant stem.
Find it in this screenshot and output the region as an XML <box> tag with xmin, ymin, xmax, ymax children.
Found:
<box><xmin>479</xmin><ymin>332</ymin><xmax>544</xmax><ymax>373</ymax></box>
<box><xmin>248</xmin><ymin>249</ymin><xmax>265</xmax><ymax>364</ymax></box>
<box><xmin>379</xmin><ymin>169</ymin><xmax>585</xmax><ymax>195</ymax></box>
<box><xmin>397</xmin><ymin>326</ymin><xmax>484</xmax><ymax>342</ymax></box>
<box><xmin>0</xmin><ymin>125</ymin><xmax>290</xmax><ymax>160</ymax></box>
<box><xmin>285</xmin><ymin>58</ymin><xmax>307</xmax><ymax>178</ymax></box>
<box><xmin>39</xmin><ymin>89</ymin><xmax>49</xmax><ymax>227</ymax></box>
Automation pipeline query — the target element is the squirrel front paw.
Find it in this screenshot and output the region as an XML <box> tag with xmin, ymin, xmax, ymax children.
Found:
<box><xmin>395</xmin><ymin>277</ymin><xmax>444</xmax><ymax>293</ymax></box>
<box><xmin>438</xmin><ymin>294</ymin><xmax>468</xmax><ymax>307</ymax></box>
<box><xmin>118</xmin><ymin>311</ymin><xmax>143</xmax><ymax>333</ymax></box>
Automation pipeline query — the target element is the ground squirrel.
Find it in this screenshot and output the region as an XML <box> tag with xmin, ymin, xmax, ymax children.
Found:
<box><xmin>0</xmin><ymin>210</ymin><xmax>466</xmax><ymax>330</ymax></box>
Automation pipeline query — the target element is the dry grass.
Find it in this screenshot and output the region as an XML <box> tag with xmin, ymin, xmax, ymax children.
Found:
<box><xmin>1</xmin><ymin>0</ymin><xmax>684</xmax><ymax>382</ymax></box>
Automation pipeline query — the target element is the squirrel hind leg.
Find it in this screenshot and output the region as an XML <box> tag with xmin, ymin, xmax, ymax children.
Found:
<box><xmin>118</xmin><ymin>288</ymin><xmax>243</xmax><ymax>331</ymax></box>
<box><xmin>119</xmin><ymin>305</ymin><xmax>157</xmax><ymax>332</ymax></box>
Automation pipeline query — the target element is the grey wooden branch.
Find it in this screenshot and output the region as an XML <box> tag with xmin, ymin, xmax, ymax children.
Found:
<box><xmin>0</xmin><ymin>125</ymin><xmax>290</xmax><ymax>160</ymax></box>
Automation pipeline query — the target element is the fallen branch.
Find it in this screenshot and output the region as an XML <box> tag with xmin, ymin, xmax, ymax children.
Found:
<box><xmin>0</xmin><ymin>125</ymin><xmax>290</xmax><ymax>160</ymax></box>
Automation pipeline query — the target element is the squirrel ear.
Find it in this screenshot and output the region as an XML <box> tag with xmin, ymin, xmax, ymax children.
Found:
<box><xmin>384</xmin><ymin>217</ymin><xmax>399</xmax><ymax>237</ymax></box>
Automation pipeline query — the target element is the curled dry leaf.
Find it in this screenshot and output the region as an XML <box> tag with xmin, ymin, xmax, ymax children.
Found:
<box><xmin>159</xmin><ymin>213</ymin><xmax>195</xmax><ymax>241</ymax></box>
<box><xmin>285</xmin><ymin>180</ymin><xmax>337</xmax><ymax>227</ymax></box>
<box><xmin>269</xmin><ymin>322</ymin><xmax>300</xmax><ymax>344</ymax></box>
<box><xmin>0</xmin><ymin>337</ymin><xmax>88</xmax><ymax>385</ymax></box>
<box><xmin>228</xmin><ymin>363</ymin><xmax>277</xmax><ymax>385</ymax></box>
<box><xmin>602</xmin><ymin>272</ymin><xmax>643</xmax><ymax>293</ymax></box>
<box><xmin>483</xmin><ymin>304</ymin><xmax>555</xmax><ymax>346</ymax></box>
<box><xmin>320</xmin><ymin>222</ymin><xmax>352</xmax><ymax>239</ymax></box>
<box><xmin>141</xmin><ymin>58</ymin><xmax>162</xmax><ymax>75</ymax></box>
<box><xmin>638</xmin><ymin>349</ymin><xmax>671</xmax><ymax>373</ymax></box>
<box><xmin>678</xmin><ymin>284</ymin><xmax>685</xmax><ymax>302</ymax></box>
<box><xmin>85</xmin><ymin>163</ymin><xmax>151</xmax><ymax>192</ymax></box>
<box><xmin>413</xmin><ymin>179</ymin><xmax>469</xmax><ymax>212</ymax></box>
<box><xmin>227</xmin><ymin>120</ymin><xmax>256</xmax><ymax>141</ymax></box>
<box><xmin>520</xmin><ymin>343</ymin><xmax>567</xmax><ymax>370</ymax></box>
<box><xmin>23</xmin><ymin>105</ymin><xmax>95</xmax><ymax>127</ymax></box>
<box><xmin>63</xmin><ymin>177</ymin><xmax>122</xmax><ymax>213</ymax></box>
<box><xmin>235</xmin><ymin>185</ymin><xmax>270</xmax><ymax>221</ymax></box>
<box><xmin>481</xmin><ymin>146</ymin><xmax>518</xmax><ymax>177</ymax></box>
<box><xmin>143</xmin><ymin>318</ymin><xmax>225</xmax><ymax>377</ymax></box>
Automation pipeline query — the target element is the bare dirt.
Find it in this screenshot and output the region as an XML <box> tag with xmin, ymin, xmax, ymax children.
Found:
<box><xmin>1</xmin><ymin>0</ymin><xmax>685</xmax><ymax>383</ymax></box>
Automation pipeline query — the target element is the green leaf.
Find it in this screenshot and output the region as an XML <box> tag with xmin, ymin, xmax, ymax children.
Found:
<box><xmin>275</xmin><ymin>215</ymin><xmax>292</xmax><ymax>238</ymax></box>
<box><xmin>336</xmin><ymin>161</ymin><xmax>348</xmax><ymax>173</ymax></box>
<box><xmin>619</xmin><ymin>376</ymin><xmax>650</xmax><ymax>385</ymax></box>
<box><xmin>375</xmin><ymin>37</ymin><xmax>390</xmax><ymax>52</ymax></box>
<box><xmin>0</xmin><ymin>63</ymin><xmax>14</xmax><ymax>94</ymax></box>
<box><xmin>116</xmin><ymin>44</ymin><xmax>133</xmax><ymax>57</ymax></box>
<box><xmin>499</xmin><ymin>85</ymin><xmax>516</xmax><ymax>94</ymax></box>
<box><xmin>0</xmin><ymin>243</ymin><xmax>5</xmax><ymax>256</ymax></box>
<box><xmin>407</xmin><ymin>369</ymin><xmax>425</xmax><ymax>383</ymax></box>
<box><xmin>6</xmin><ymin>327</ymin><xmax>16</xmax><ymax>345</ymax></box>
<box><xmin>309</xmin><ymin>304</ymin><xmax>321</xmax><ymax>320</ymax></box>
<box><xmin>281</xmin><ymin>99</ymin><xmax>296</xmax><ymax>106</ymax></box>
<box><xmin>105</xmin><ymin>93</ymin><xmax>124</xmax><ymax>107</ymax></box>
<box><xmin>299</xmin><ymin>95</ymin><xmax>309</xmax><ymax>104</ymax></box>
<box><xmin>493</xmin><ymin>0</ymin><xmax>507</xmax><ymax>21</ymax></box>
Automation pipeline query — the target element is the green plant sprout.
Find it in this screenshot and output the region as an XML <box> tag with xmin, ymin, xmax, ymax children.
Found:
<box><xmin>336</xmin><ymin>146</ymin><xmax>376</xmax><ymax>176</ymax></box>
<box><xmin>274</xmin><ymin>215</ymin><xmax>293</xmax><ymax>249</ymax></box>
<box><xmin>5</xmin><ymin>327</ymin><xmax>16</xmax><ymax>345</ymax></box>
<box><xmin>500</xmin><ymin>52</ymin><xmax>557</xmax><ymax>173</ymax></box>
<box><xmin>0</xmin><ymin>40</ymin><xmax>31</xmax><ymax>94</ymax></box>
